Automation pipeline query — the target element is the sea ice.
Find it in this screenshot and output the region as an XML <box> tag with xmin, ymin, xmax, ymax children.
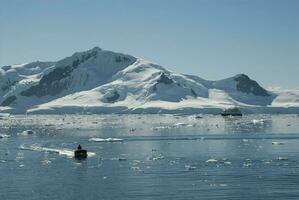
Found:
<box><xmin>252</xmin><ymin>119</ymin><xmax>266</xmax><ymax>124</ymax></box>
<box><xmin>18</xmin><ymin>130</ymin><xmax>35</xmax><ymax>136</ymax></box>
<box><xmin>89</xmin><ymin>137</ymin><xmax>124</xmax><ymax>142</ymax></box>
<box><xmin>185</xmin><ymin>165</ymin><xmax>196</xmax><ymax>171</ymax></box>
<box><xmin>206</xmin><ymin>159</ymin><xmax>218</xmax><ymax>163</ymax></box>
<box><xmin>0</xmin><ymin>134</ymin><xmax>10</xmax><ymax>138</ymax></box>
<box><xmin>272</xmin><ymin>141</ymin><xmax>285</xmax><ymax>145</ymax></box>
<box><xmin>277</xmin><ymin>156</ymin><xmax>288</xmax><ymax>161</ymax></box>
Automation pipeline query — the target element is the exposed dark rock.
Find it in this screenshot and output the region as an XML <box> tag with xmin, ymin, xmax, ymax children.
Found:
<box><xmin>1</xmin><ymin>80</ymin><xmax>17</xmax><ymax>92</ymax></box>
<box><xmin>106</xmin><ymin>91</ymin><xmax>120</xmax><ymax>103</ymax></box>
<box><xmin>1</xmin><ymin>95</ymin><xmax>17</xmax><ymax>106</ymax></box>
<box><xmin>190</xmin><ymin>89</ymin><xmax>198</xmax><ymax>97</ymax></box>
<box><xmin>234</xmin><ymin>74</ymin><xmax>270</xmax><ymax>96</ymax></box>
<box><xmin>1</xmin><ymin>65</ymin><xmax>11</xmax><ymax>71</ymax></box>
<box><xmin>115</xmin><ymin>55</ymin><xmax>131</xmax><ymax>63</ymax></box>
<box><xmin>21</xmin><ymin>65</ymin><xmax>73</xmax><ymax>97</ymax></box>
<box><xmin>157</xmin><ymin>73</ymin><xmax>173</xmax><ymax>85</ymax></box>
<box><xmin>153</xmin><ymin>73</ymin><xmax>173</xmax><ymax>91</ymax></box>
<box><xmin>21</xmin><ymin>51</ymin><xmax>98</xmax><ymax>97</ymax></box>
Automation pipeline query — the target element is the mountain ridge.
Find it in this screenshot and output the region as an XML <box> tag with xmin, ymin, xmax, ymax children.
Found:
<box><xmin>0</xmin><ymin>47</ymin><xmax>298</xmax><ymax>114</ymax></box>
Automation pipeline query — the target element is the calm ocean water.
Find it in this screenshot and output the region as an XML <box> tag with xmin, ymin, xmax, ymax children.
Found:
<box><xmin>0</xmin><ymin>114</ymin><xmax>299</xmax><ymax>200</ymax></box>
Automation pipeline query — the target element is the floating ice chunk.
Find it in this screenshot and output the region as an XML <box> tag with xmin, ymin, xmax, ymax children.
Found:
<box><xmin>206</xmin><ymin>159</ymin><xmax>218</xmax><ymax>163</ymax></box>
<box><xmin>111</xmin><ymin>157</ymin><xmax>127</xmax><ymax>161</ymax></box>
<box><xmin>152</xmin><ymin>155</ymin><xmax>164</xmax><ymax>161</ymax></box>
<box><xmin>131</xmin><ymin>166</ymin><xmax>140</xmax><ymax>171</ymax></box>
<box><xmin>174</xmin><ymin>122</ymin><xmax>189</xmax><ymax>127</ymax></box>
<box><xmin>0</xmin><ymin>134</ymin><xmax>10</xmax><ymax>139</ymax></box>
<box><xmin>152</xmin><ymin>126</ymin><xmax>170</xmax><ymax>131</ymax></box>
<box><xmin>219</xmin><ymin>184</ymin><xmax>228</xmax><ymax>187</ymax></box>
<box><xmin>243</xmin><ymin>163</ymin><xmax>252</xmax><ymax>167</ymax></box>
<box><xmin>89</xmin><ymin>137</ymin><xmax>124</xmax><ymax>142</ymax></box>
<box><xmin>18</xmin><ymin>130</ymin><xmax>35</xmax><ymax>136</ymax></box>
<box><xmin>41</xmin><ymin>160</ymin><xmax>52</xmax><ymax>165</ymax></box>
<box><xmin>185</xmin><ymin>165</ymin><xmax>196</xmax><ymax>171</ymax></box>
<box><xmin>262</xmin><ymin>159</ymin><xmax>272</xmax><ymax>164</ymax></box>
<box><xmin>252</xmin><ymin>119</ymin><xmax>266</xmax><ymax>124</ymax></box>
<box><xmin>272</xmin><ymin>141</ymin><xmax>285</xmax><ymax>145</ymax></box>
<box><xmin>147</xmin><ymin>154</ymin><xmax>164</xmax><ymax>161</ymax></box>
<box><xmin>277</xmin><ymin>156</ymin><xmax>288</xmax><ymax>161</ymax></box>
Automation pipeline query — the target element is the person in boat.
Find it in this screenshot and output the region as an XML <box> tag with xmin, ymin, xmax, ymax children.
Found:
<box><xmin>75</xmin><ymin>144</ymin><xmax>87</xmax><ymax>158</ymax></box>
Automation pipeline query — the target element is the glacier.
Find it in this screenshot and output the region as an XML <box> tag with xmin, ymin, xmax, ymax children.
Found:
<box><xmin>0</xmin><ymin>47</ymin><xmax>298</xmax><ymax>114</ymax></box>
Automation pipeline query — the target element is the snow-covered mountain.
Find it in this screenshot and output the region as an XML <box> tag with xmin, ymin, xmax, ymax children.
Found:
<box><xmin>0</xmin><ymin>47</ymin><xmax>298</xmax><ymax>114</ymax></box>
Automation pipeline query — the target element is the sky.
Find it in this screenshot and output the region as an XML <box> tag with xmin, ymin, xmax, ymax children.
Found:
<box><xmin>0</xmin><ymin>0</ymin><xmax>298</xmax><ymax>89</ymax></box>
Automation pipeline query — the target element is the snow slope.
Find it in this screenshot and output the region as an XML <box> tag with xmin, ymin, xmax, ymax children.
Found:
<box><xmin>0</xmin><ymin>47</ymin><xmax>298</xmax><ymax>114</ymax></box>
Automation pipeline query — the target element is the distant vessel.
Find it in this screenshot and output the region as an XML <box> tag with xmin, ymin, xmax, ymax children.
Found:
<box><xmin>74</xmin><ymin>145</ymin><xmax>87</xmax><ymax>159</ymax></box>
<box><xmin>221</xmin><ymin>107</ymin><xmax>242</xmax><ymax>116</ymax></box>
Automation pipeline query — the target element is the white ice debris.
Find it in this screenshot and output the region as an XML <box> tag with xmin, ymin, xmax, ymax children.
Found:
<box><xmin>18</xmin><ymin>130</ymin><xmax>35</xmax><ymax>136</ymax></box>
<box><xmin>0</xmin><ymin>134</ymin><xmax>10</xmax><ymax>138</ymax></box>
<box><xmin>185</xmin><ymin>165</ymin><xmax>196</xmax><ymax>171</ymax></box>
<box><xmin>89</xmin><ymin>137</ymin><xmax>124</xmax><ymax>142</ymax></box>
<box><xmin>252</xmin><ymin>119</ymin><xmax>266</xmax><ymax>124</ymax></box>
<box><xmin>174</xmin><ymin>122</ymin><xmax>189</xmax><ymax>127</ymax></box>
<box><xmin>277</xmin><ymin>156</ymin><xmax>288</xmax><ymax>161</ymax></box>
<box><xmin>206</xmin><ymin>159</ymin><xmax>218</xmax><ymax>163</ymax></box>
<box><xmin>152</xmin><ymin>126</ymin><xmax>171</xmax><ymax>131</ymax></box>
<box><xmin>272</xmin><ymin>141</ymin><xmax>285</xmax><ymax>145</ymax></box>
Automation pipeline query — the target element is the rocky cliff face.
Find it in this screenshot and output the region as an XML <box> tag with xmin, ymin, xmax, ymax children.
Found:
<box><xmin>234</xmin><ymin>74</ymin><xmax>270</xmax><ymax>97</ymax></box>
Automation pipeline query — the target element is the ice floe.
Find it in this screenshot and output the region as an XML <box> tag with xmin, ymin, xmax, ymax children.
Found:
<box><xmin>276</xmin><ymin>156</ymin><xmax>288</xmax><ymax>161</ymax></box>
<box><xmin>152</xmin><ymin>126</ymin><xmax>171</xmax><ymax>131</ymax></box>
<box><xmin>89</xmin><ymin>137</ymin><xmax>124</xmax><ymax>142</ymax></box>
<box><xmin>206</xmin><ymin>159</ymin><xmax>218</xmax><ymax>163</ymax></box>
<box><xmin>252</xmin><ymin>119</ymin><xmax>266</xmax><ymax>124</ymax></box>
<box><xmin>18</xmin><ymin>130</ymin><xmax>35</xmax><ymax>136</ymax></box>
<box><xmin>0</xmin><ymin>134</ymin><xmax>10</xmax><ymax>139</ymax></box>
<box><xmin>272</xmin><ymin>141</ymin><xmax>285</xmax><ymax>145</ymax></box>
<box><xmin>185</xmin><ymin>165</ymin><xmax>196</xmax><ymax>171</ymax></box>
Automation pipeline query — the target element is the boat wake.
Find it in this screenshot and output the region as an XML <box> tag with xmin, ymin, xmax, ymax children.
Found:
<box><xmin>19</xmin><ymin>144</ymin><xmax>96</xmax><ymax>158</ymax></box>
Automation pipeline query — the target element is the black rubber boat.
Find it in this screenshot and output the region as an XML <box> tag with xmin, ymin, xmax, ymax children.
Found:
<box><xmin>74</xmin><ymin>145</ymin><xmax>87</xmax><ymax>159</ymax></box>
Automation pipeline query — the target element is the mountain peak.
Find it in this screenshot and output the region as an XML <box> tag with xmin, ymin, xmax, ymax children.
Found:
<box><xmin>234</xmin><ymin>73</ymin><xmax>249</xmax><ymax>79</ymax></box>
<box><xmin>91</xmin><ymin>46</ymin><xmax>102</xmax><ymax>51</ymax></box>
<box><xmin>233</xmin><ymin>74</ymin><xmax>270</xmax><ymax>97</ymax></box>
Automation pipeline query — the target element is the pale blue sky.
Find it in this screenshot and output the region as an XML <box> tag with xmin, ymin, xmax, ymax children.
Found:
<box><xmin>0</xmin><ymin>0</ymin><xmax>298</xmax><ymax>88</ymax></box>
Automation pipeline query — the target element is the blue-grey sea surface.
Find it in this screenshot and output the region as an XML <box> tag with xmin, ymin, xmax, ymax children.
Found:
<box><xmin>0</xmin><ymin>114</ymin><xmax>299</xmax><ymax>200</ymax></box>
